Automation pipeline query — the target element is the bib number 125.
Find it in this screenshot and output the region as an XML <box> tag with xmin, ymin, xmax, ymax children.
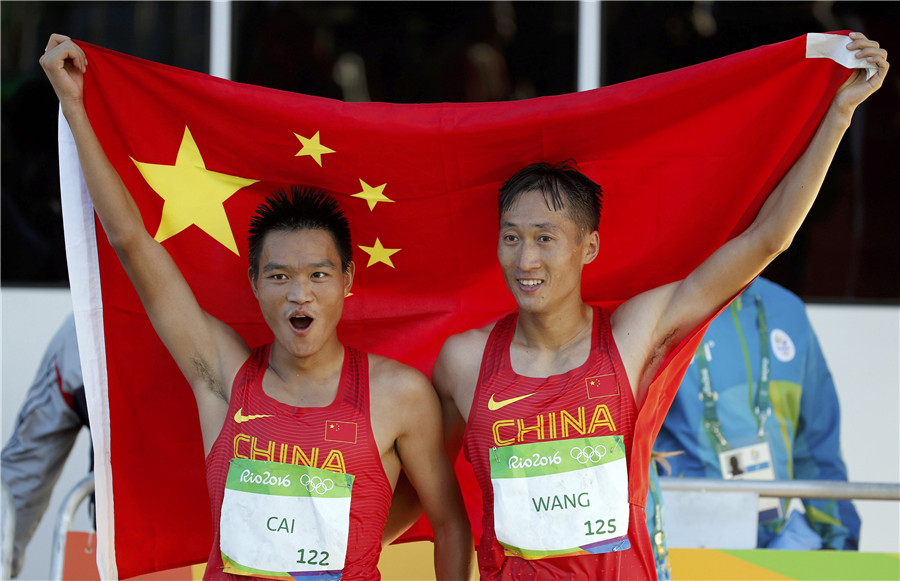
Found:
<box><xmin>584</xmin><ymin>518</ymin><xmax>617</xmax><ymax>536</ymax></box>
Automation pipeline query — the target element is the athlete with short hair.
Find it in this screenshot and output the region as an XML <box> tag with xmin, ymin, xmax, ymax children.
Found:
<box><xmin>40</xmin><ymin>34</ymin><xmax>473</xmax><ymax>581</ymax></box>
<box><xmin>426</xmin><ymin>33</ymin><xmax>887</xmax><ymax>580</ymax></box>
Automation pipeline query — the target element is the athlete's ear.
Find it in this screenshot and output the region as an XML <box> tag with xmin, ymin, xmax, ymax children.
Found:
<box><xmin>343</xmin><ymin>261</ymin><xmax>355</xmax><ymax>297</ymax></box>
<box><xmin>248</xmin><ymin>267</ymin><xmax>260</xmax><ymax>299</ymax></box>
<box><xmin>583</xmin><ymin>230</ymin><xmax>600</xmax><ymax>265</ymax></box>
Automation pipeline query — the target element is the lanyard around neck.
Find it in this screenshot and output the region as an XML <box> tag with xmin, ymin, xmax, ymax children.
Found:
<box><xmin>697</xmin><ymin>295</ymin><xmax>772</xmax><ymax>453</ymax></box>
<box><xmin>648</xmin><ymin>464</ymin><xmax>665</xmax><ymax>554</ymax></box>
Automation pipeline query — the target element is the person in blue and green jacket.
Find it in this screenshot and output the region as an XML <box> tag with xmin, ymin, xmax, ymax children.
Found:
<box><xmin>646</xmin><ymin>460</ymin><xmax>671</xmax><ymax>579</ymax></box>
<box><xmin>650</xmin><ymin>276</ymin><xmax>860</xmax><ymax>553</ymax></box>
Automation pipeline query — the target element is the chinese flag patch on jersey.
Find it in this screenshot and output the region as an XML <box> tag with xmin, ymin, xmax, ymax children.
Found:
<box><xmin>325</xmin><ymin>421</ymin><xmax>358</xmax><ymax>444</ymax></box>
<box><xmin>586</xmin><ymin>374</ymin><xmax>619</xmax><ymax>399</ymax></box>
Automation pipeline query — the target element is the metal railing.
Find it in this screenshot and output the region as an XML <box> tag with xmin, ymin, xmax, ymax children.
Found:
<box><xmin>43</xmin><ymin>475</ymin><xmax>898</xmax><ymax>580</ymax></box>
<box><xmin>658</xmin><ymin>477</ymin><xmax>900</xmax><ymax>501</ymax></box>
<box><xmin>2</xmin><ymin>480</ymin><xmax>15</xmax><ymax>581</ymax></box>
<box><xmin>49</xmin><ymin>474</ymin><xmax>95</xmax><ymax>581</ymax></box>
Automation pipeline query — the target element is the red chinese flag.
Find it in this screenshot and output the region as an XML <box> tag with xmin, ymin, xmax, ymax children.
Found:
<box><xmin>59</xmin><ymin>33</ymin><xmax>860</xmax><ymax>578</ymax></box>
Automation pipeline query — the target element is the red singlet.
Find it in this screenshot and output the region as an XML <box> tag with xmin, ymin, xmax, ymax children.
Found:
<box><xmin>463</xmin><ymin>308</ymin><xmax>655</xmax><ymax>580</ymax></box>
<box><xmin>205</xmin><ymin>345</ymin><xmax>391</xmax><ymax>580</ymax></box>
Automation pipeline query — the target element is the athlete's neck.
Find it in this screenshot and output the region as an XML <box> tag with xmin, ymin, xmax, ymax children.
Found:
<box><xmin>265</xmin><ymin>339</ymin><xmax>345</xmax><ymax>406</ymax></box>
<box><xmin>508</xmin><ymin>302</ymin><xmax>593</xmax><ymax>378</ymax></box>
<box><xmin>514</xmin><ymin>301</ymin><xmax>593</xmax><ymax>353</ymax></box>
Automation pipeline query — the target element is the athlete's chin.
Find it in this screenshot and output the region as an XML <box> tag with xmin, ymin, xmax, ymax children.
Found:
<box><xmin>515</xmin><ymin>301</ymin><xmax>552</xmax><ymax>317</ymax></box>
<box><xmin>279</xmin><ymin>333</ymin><xmax>325</xmax><ymax>359</ymax></box>
<box><xmin>512</xmin><ymin>290</ymin><xmax>548</xmax><ymax>309</ymax></box>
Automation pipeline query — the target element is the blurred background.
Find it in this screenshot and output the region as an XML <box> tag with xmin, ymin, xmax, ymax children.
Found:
<box><xmin>2</xmin><ymin>0</ymin><xmax>898</xmax><ymax>298</ymax></box>
<box><xmin>1</xmin><ymin>2</ymin><xmax>898</xmax><ymax>580</ymax></box>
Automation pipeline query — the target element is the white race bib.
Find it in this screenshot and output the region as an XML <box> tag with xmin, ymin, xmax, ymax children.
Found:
<box><xmin>490</xmin><ymin>436</ymin><xmax>630</xmax><ymax>559</ymax></box>
<box><xmin>220</xmin><ymin>458</ymin><xmax>353</xmax><ymax>580</ymax></box>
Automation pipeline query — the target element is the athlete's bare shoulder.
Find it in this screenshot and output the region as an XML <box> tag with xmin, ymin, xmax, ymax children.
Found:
<box><xmin>367</xmin><ymin>353</ymin><xmax>432</xmax><ymax>404</ymax></box>
<box><xmin>443</xmin><ymin>322</ymin><xmax>495</xmax><ymax>365</ymax></box>
<box><xmin>433</xmin><ymin>321</ymin><xmax>496</xmax><ymax>409</ymax></box>
<box><xmin>366</xmin><ymin>353</ymin><xmax>441</xmax><ymax>456</ymax></box>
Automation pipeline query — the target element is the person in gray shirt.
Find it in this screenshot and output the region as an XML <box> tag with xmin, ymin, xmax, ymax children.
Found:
<box><xmin>2</xmin><ymin>314</ymin><xmax>91</xmax><ymax>578</ymax></box>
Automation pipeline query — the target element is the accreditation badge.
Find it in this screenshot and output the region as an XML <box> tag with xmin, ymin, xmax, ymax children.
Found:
<box><xmin>718</xmin><ymin>440</ymin><xmax>782</xmax><ymax>522</ymax></box>
<box><xmin>490</xmin><ymin>436</ymin><xmax>630</xmax><ymax>559</ymax></box>
<box><xmin>219</xmin><ymin>458</ymin><xmax>354</xmax><ymax>580</ymax></box>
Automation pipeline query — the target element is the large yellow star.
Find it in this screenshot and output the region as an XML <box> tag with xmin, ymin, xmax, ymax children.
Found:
<box><xmin>294</xmin><ymin>131</ymin><xmax>335</xmax><ymax>166</ymax></box>
<box><xmin>359</xmin><ymin>238</ymin><xmax>400</xmax><ymax>268</ymax></box>
<box><xmin>352</xmin><ymin>179</ymin><xmax>394</xmax><ymax>211</ymax></box>
<box><xmin>131</xmin><ymin>126</ymin><xmax>258</xmax><ymax>255</ymax></box>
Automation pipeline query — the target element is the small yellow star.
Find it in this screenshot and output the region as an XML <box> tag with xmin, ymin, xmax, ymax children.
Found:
<box><xmin>359</xmin><ymin>238</ymin><xmax>400</xmax><ymax>268</ymax></box>
<box><xmin>294</xmin><ymin>131</ymin><xmax>335</xmax><ymax>166</ymax></box>
<box><xmin>131</xmin><ymin>126</ymin><xmax>258</xmax><ymax>255</ymax></box>
<box><xmin>352</xmin><ymin>179</ymin><xmax>394</xmax><ymax>211</ymax></box>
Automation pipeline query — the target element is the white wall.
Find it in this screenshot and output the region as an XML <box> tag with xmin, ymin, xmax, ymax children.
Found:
<box><xmin>806</xmin><ymin>303</ymin><xmax>900</xmax><ymax>553</ymax></box>
<box><xmin>1</xmin><ymin>289</ymin><xmax>898</xmax><ymax>579</ymax></box>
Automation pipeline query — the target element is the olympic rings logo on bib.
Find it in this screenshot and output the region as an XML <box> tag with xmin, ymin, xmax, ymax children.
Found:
<box><xmin>300</xmin><ymin>473</ymin><xmax>335</xmax><ymax>495</ymax></box>
<box><xmin>570</xmin><ymin>444</ymin><xmax>608</xmax><ymax>464</ymax></box>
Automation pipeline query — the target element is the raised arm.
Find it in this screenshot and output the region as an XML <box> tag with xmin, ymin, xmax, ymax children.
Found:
<box><xmin>613</xmin><ymin>33</ymin><xmax>889</xmax><ymax>400</ymax></box>
<box><xmin>40</xmin><ymin>34</ymin><xmax>247</xmax><ymax>450</ymax></box>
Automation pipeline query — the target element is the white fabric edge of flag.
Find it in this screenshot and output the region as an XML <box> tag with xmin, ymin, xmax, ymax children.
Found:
<box><xmin>58</xmin><ymin>108</ymin><xmax>119</xmax><ymax>581</ymax></box>
<box><xmin>806</xmin><ymin>32</ymin><xmax>876</xmax><ymax>80</ymax></box>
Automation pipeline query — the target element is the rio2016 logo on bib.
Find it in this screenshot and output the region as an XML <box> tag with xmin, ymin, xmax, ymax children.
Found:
<box><xmin>490</xmin><ymin>436</ymin><xmax>630</xmax><ymax>560</ymax></box>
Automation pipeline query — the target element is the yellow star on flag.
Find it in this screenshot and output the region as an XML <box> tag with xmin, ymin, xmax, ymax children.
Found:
<box><xmin>359</xmin><ymin>238</ymin><xmax>400</xmax><ymax>268</ymax></box>
<box><xmin>294</xmin><ymin>131</ymin><xmax>334</xmax><ymax>166</ymax></box>
<box><xmin>352</xmin><ymin>179</ymin><xmax>394</xmax><ymax>211</ymax></box>
<box><xmin>131</xmin><ymin>126</ymin><xmax>258</xmax><ymax>255</ymax></box>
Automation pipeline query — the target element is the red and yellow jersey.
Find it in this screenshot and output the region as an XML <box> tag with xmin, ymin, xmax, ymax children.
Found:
<box><xmin>205</xmin><ymin>345</ymin><xmax>391</xmax><ymax>580</ymax></box>
<box><xmin>463</xmin><ymin>308</ymin><xmax>655</xmax><ymax>580</ymax></box>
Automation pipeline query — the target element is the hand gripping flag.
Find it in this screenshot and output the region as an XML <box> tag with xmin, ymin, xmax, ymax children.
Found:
<box><xmin>58</xmin><ymin>33</ymin><xmax>867</xmax><ymax>579</ymax></box>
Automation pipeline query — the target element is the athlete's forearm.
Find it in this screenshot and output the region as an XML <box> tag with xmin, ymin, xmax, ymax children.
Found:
<box><xmin>745</xmin><ymin>107</ymin><xmax>852</xmax><ymax>259</ymax></box>
<box><xmin>433</xmin><ymin>518</ymin><xmax>475</xmax><ymax>580</ymax></box>
<box><xmin>63</xmin><ymin>104</ymin><xmax>150</xmax><ymax>252</ymax></box>
<box><xmin>381</xmin><ymin>473</ymin><xmax>424</xmax><ymax>547</ymax></box>
<box><xmin>749</xmin><ymin>33</ymin><xmax>887</xmax><ymax>259</ymax></box>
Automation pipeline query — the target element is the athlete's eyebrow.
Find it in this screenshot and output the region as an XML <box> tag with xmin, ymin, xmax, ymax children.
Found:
<box><xmin>261</xmin><ymin>262</ymin><xmax>288</xmax><ymax>273</ymax></box>
<box><xmin>501</xmin><ymin>220</ymin><xmax>560</xmax><ymax>231</ymax></box>
<box><xmin>308</xmin><ymin>259</ymin><xmax>337</xmax><ymax>269</ymax></box>
<box><xmin>262</xmin><ymin>259</ymin><xmax>337</xmax><ymax>273</ymax></box>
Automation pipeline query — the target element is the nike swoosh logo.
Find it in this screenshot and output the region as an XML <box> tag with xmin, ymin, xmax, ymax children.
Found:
<box><xmin>234</xmin><ymin>407</ymin><xmax>274</xmax><ymax>423</ymax></box>
<box><xmin>488</xmin><ymin>392</ymin><xmax>537</xmax><ymax>411</ymax></box>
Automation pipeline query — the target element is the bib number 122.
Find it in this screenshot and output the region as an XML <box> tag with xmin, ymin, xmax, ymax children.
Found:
<box><xmin>296</xmin><ymin>549</ymin><xmax>329</xmax><ymax>566</ymax></box>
